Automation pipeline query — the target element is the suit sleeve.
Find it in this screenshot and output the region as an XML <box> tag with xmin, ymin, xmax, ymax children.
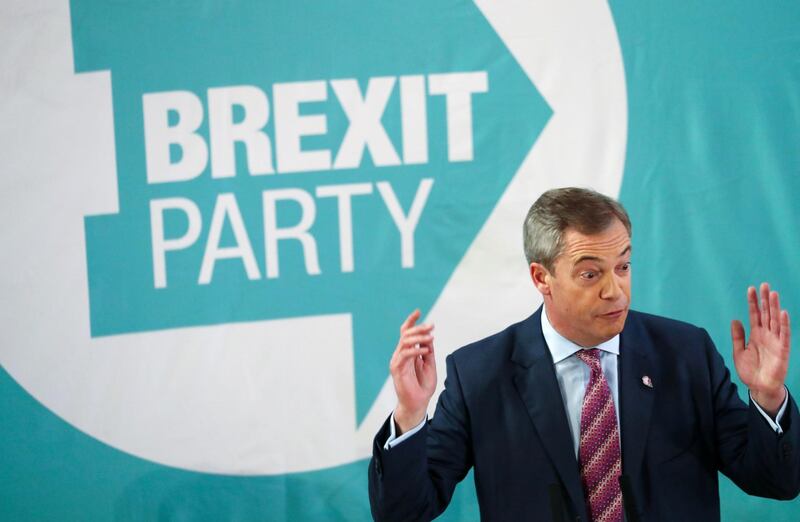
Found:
<box><xmin>704</xmin><ymin>329</ymin><xmax>800</xmax><ymax>499</ymax></box>
<box><xmin>368</xmin><ymin>354</ymin><xmax>474</xmax><ymax>522</ymax></box>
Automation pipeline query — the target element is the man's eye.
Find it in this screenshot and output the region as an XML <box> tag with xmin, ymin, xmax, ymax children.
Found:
<box><xmin>581</xmin><ymin>272</ymin><xmax>597</xmax><ymax>280</ymax></box>
<box><xmin>619</xmin><ymin>262</ymin><xmax>631</xmax><ymax>271</ymax></box>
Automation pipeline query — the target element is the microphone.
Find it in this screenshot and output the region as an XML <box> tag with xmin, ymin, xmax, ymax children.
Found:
<box><xmin>619</xmin><ymin>474</ymin><xmax>641</xmax><ymax>522</ymax></box>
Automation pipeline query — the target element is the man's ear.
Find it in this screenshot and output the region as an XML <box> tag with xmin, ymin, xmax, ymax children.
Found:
<box><xmin>529</xmin><ymin>262</ymin><xmax>552</xmax><ymax>296</ymax></box>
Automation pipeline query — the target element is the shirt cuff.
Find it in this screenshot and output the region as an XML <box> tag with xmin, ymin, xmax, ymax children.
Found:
<box><xmin>383</xmin><ymin>412</ymin><xmax>427</xmax><ymax>450</ymax></box>
<box><xmin>750</xmin><ymin>386</ymin><xmax>789</xmax><ymax>434</ymax></box>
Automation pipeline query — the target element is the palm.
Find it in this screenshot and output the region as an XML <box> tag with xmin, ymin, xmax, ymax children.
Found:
<box><xmin>396</xmin><ymin>350</ymin><xmax>436</xmax><ymax>405</ymax></box>
<box><xmin>731</xmin><ymin>283</ymin><xmax>790</xmax><ymax>412</ymax></box>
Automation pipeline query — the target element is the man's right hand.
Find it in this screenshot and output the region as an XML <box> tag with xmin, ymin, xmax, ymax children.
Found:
<box><xmin>390</xmin><ymin>309</ymin><xmax>437</xmax><ymax>435</ymax></box>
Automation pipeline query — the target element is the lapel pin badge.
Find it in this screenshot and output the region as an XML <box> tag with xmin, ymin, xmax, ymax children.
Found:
<box><xmin>642</xmin><ymin>375</ymin><xmax>653</xmax><ymax>388</ymax></box>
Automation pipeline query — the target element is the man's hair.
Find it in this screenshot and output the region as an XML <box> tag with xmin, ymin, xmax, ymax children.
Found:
<box><xmin>523</xmin><ymin>187</ymin><xmax>631</xmax><ymax>272</ymax></box>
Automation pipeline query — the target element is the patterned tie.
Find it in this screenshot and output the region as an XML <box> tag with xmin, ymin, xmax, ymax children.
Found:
<box><xmin>576</xmin><ymin>348</ymin><xmax>623</xmax><ymax>522</ymax></box>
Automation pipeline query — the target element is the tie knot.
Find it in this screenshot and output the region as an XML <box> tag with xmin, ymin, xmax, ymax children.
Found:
<box><xmin>576</xmin><ymin>348</ymin><xmax>602</xmax><ymax>372</ymax></box>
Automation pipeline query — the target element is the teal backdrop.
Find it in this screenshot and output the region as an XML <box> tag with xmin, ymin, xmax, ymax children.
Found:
<box><xmin>1</xmin><ymin>1</ymin><xmax>799</xmax><ymax>520</ymax></box>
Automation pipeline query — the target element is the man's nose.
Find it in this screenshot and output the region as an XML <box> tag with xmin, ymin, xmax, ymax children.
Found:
<box><xmin>600</xmin><ymin>273</ymin><xmax>623</xmax><ymax>300</ymax></box>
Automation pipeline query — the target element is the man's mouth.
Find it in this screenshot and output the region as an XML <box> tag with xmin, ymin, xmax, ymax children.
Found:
<box><xmin>600</xmin><ymin>308</ymin><xmax>626</xmax><ymax>319</ymax></box>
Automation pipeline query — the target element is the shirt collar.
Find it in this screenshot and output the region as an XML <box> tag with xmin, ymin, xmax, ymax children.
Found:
<box><xmin>540</xmin><ymin>305</ymin><xmax>620</xmax><ymax>364</ymax></box>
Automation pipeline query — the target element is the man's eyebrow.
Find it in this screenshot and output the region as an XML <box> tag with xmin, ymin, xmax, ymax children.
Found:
<box><xmin>572</xmin><ymin>245</ymin><xmax>632</xmax><ymax>265</ymax></box>
<box><xmin>573</xmin><ymin>254</ymin><xmax>601</xmax><ymax>265</ymax></box>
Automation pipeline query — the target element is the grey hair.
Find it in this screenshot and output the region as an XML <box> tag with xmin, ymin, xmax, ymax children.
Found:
<box><xmin>523</xmin><ymin>187</ymin><xmax>631</xmax><ymax>272</ymax></box>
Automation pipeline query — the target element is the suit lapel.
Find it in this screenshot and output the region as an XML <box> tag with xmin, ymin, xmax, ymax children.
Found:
<box><xmin>511</xmin><ymin>308</ymin><xmax>586</xmax><ymax>519</ymax></box>
<box><xmin>619</xmin><ymin>312</ymin><xmax>656</xmax><ymax>481</ymax></box>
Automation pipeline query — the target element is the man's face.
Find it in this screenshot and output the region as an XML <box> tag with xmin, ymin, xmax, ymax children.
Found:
<box><xmin>531</xmin><ymin>219</ymin><xmax>632</xmax><ymax>347</ymax></box>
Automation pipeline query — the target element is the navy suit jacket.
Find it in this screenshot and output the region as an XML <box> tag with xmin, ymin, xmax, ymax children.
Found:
<box><xmin>368</xmin><ymin>308</ymin><xmax>800</xmax><ymax>521</ymax></box>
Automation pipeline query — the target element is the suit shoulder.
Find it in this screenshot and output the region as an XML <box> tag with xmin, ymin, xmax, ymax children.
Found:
<box><xmin>626</xmin><ymin>310</ymin><xmax>714</xmax><ymax>360</ymax></box>
<box><xmin>628</xmin><ymin>309</ymin><xmax>707</xmax><ymax>336</ymax></box>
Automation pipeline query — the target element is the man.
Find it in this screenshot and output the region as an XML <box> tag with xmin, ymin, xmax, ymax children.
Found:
<box><xmin>368</xmin><ymin>188</ymin><xmax>800</xmax><ymax>521</ymax></box>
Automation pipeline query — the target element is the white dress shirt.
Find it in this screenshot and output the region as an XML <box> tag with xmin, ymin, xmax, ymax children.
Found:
<box><xmin>540</xmin><ymin>306</ymin><xmax>621</xmax><ymax>456</ymax></box>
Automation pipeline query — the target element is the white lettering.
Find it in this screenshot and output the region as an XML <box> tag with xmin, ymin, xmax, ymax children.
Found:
<box><xmin>208</xmin><ymin>86</ymin><xmax>274</xmax><ymax>178</ymax></box>
<box><xmin>332</xmin><ymin>77</ymin><xmax>400</xmax><ymax>169</ymax></box>
<box><xmin>143</xmin><ymin>91</ymin><xmax>208</xmax><ymax>183</ymax></box>
<box><xmin>316</xmin><ymin>183</ymin><xmax>373</xmax><ymax>272</ymax></box>
<box><xmin>198</xmin><ymin>193</ymin><xmax>261</xmax><ymax>284</ymax></box>
<box><xmin>400</xmin><ymin>75</ymin><xmax>428</xmax><ymax>165</ymax></box>
<box><xmin>376</xmin><ymin>179</ymin><xmax>434</xmax><ymax>268</ymax></box>
<box><xmin>262</xmin><ymin>188</ymin><xmax>321</xmax><ymax>278</ymax></box>
<box><xmin>273</xmin><ymin>81</ymin><xmax>331</xmax><ymax>173</ymax></box>
<box><xmin>428</xmin><ymin>72</ymin><xmax>488</xmax><ymax>162</ymax></box>
<box><xmin>150</xmin><ymin>198</ymin><xmax>203</xmax><ymax>288</ymax></box>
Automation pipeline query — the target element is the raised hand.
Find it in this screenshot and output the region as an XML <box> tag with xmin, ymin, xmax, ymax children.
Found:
<box><xmin>731</xmin><ymin>283</ymin><xmax>791</xmax><ymax>416</ymax></box>
<box><xmin>390</xmin><ymin>309</ymin><xmax>437</xmax><ymax>434</ymax></box>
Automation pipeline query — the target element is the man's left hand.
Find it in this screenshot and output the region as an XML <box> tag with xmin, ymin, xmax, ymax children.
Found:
<box><xmin>731</xmin><ymin>282</ymin><xmax>790</xmax><ymax>417</ymax></box>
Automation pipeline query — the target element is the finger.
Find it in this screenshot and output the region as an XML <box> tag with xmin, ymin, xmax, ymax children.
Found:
<box><xmin>392</xmin><ymin>331</ymin><xmax>431</xmax><ymax>356</ymax></box>
<box><xmin>731</xmin><ymin>319</ymin><xmax>746</xmax><ymax>356</ymax></box>
<box><xmin>393</xmin><ymin>346</ymin><xmax>432</xmax><ymax>369</ymax></box>
<box><xmin>400</xmin><ymin>309</ymin><xmax>421</xmax><ymax>333</ymax></box>
<box><xmin>769</xmin><ymin>290</ymin><xmax>780</xmax><ymax>335</ymax></box>
<box><xmin>400</xmin><ymin>334</ymin><xmax>434</xmax><ymax>349</ymax></box>
<box><xmin>391</xmin><ymin>343</ymin><xmax>431</xmax><ymax>366</ymax></box>
<box><xmin>780</xmin><ymin>310</ymin><xmax>791</xmax><ymax>353</ymax></box>
<box><xmin>399</xmin><ymin>344</ymin><xmax>432</xmax><ymax>357</ymax></box>
<box><xmin>760</xmin><ymin>283</ymin><xmax>771</xmax><ymax>329</ymax></box>
<box><xmin>391</xmin><ymin>325</ymin><xmax>433</xmax><ymax>360</ymax></box>
<box><xmin>416</xmin><ymin>345</ymin><xmax>434</xmax><ymax>365</ymax></box>
<box><xmin>417</xmin><ymin>344</ymin><xmax>436</xmax><ymax>381</ymax></box>
<box><xmin>402</xmin><ymin>323</ymin><xmax>435</xmax><ymax>338</ymax></box>
<box><xmin>747</xmin><ymin>286</ymin><xmax>760</xmax><ymax>329</ymax></box>
<box><xmin>414</xmin><ymin>351</ymin><xmax>425</xmax><ymax>375</ymax></box>
<box><xmin>420</xmin><ymin>335</ymin><xmax>435</xmax><ymax>362</ymax></box>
